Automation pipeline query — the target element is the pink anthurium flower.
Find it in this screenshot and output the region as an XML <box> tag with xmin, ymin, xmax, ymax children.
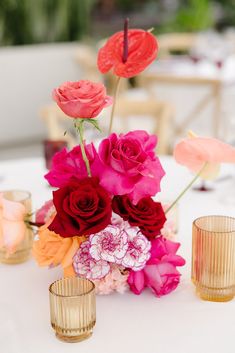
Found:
<box><xmin>0</xmin><ymin>193</ymin><xmax>27</xmax><ymax>256</ymax></box>
<box><xmin>174</xmin><ymin>132</ymin><xmax>235</xmax><ymax>180</ymax></box>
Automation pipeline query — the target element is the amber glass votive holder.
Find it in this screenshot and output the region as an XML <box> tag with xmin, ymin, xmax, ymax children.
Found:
<box><xmin>49</xmin><ymin>277</ymin><xmax>96</xmax><ymax>343</ymax></box>
<box><xmin>0</xmin><ymin>190</ymin><xmax>33</xmax><ymax>264</ymax></box>
<box><xmin>43</xmin><ymin>139</ymin><xmax>67</xmax><ymax>170</ymax></box>
<box><xmin>192</xmin><ymin>215</ymin><xmax>235</xmax><ymax>302</ymax></box>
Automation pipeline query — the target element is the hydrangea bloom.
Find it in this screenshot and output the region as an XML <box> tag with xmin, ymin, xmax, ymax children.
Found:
<box><xmin>94</xmin><ymin>265</ymin><xmax>129</xmax><ymax>295</ymax></box>
<box><xmin>73</xmin><ymin>241</ymin><xmax>110</xmax><ymax>280</ymax></box>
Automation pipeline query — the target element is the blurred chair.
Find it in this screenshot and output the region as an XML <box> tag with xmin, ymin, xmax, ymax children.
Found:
<box><xmin>75</xmin><ymin>44</ymin><xmax>101</xmax><ymax>82</ymax></box>
<box><xmin>40</xmin><ymin>104</ymin><xmax>77</xmax><ymax>148</ymax></box>
<box><xmin>158</xmin><ymin>33</ymin><xmax>197</xmax><ymax>57</ymax></box>
<box><xmin>115</xmin><ymin>95</ymin><xmax>174</xmax><ymax>154</ymax></box>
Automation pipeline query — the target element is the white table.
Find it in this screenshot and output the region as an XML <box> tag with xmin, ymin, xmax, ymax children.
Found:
<box><xmin>0</xmin><ymin>157</ymin><xmax>235</xmax><ymax>353</ymax></box>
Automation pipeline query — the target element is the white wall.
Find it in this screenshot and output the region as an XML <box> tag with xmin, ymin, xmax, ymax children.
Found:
<box><xmin>0</xmin><ymin>43</ymin><xmax>83</xmax><ymax>146</ymax></box>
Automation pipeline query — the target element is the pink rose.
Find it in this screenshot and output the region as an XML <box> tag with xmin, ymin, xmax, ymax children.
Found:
<box><xmin>128</xmin><ymin>236</ymin><xmax>185</xmax><ymax>297</ymax></box>
<box><xmin>96</xmin><ymin>130</ymin><xmax>165</xmax><ymax>204</ymax></box>
<box><xmin>44</xmin><ymin>144</ymin><xmax>98</xmax><ymax>188</ymax></box>
<box><xmin>53</xmin><ymin>80</ymin><xmax>112</xmax><ymax>118</ymax></box>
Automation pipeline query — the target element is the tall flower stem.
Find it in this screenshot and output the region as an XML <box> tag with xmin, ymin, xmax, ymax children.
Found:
<box><xmin>108</xmin><ymin>76</ymin><xmax>121</xmax><ymax>134</ymax></box>
<box><xmin>165</xmin><ymin>162</ymin><xmax>208</xmax><ymax>214</ymax></box>
<box><xmin>76</xmin><ymin>119</ymin><xmax>91</xmax><ymax>177</ymax></box>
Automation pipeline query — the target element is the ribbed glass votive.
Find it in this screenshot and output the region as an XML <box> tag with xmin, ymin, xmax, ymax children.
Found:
<box><xmin>192</xmin><ymin>215</ymin><xmax>235</xmax><ymax>302</ymax></box>
<box><xmin>49</xmin><ymin>277</ymin><xmax>96</xmax><ymax>343</ymax></box>
<box><xmin>0</xmin><ymin>190</ymin><xmax>33</xmax><ymax>264</ymax></box>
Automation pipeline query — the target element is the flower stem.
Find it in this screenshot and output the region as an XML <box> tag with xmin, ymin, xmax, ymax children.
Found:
<box><xmin>76</xmin><ymin>120</ymin><xmax>91</xmax><ymax>177</ymax></box>
<box><xmin>108</xmin><ymin>76</ymin><xmax>121</xmax><ymax>134</ymax></box>
<box><xmin>165</xmin><ymin>162</ymin><xmax>208</xmax><ymax>214</ymax></box>
<box><xmin>25</xmin><ymin>220</ymin><xmax>44</xmax><ymax>228</ymax></box>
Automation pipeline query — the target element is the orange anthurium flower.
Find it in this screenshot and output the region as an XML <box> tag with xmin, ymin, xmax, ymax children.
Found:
<box><xmin>97</xmin><ymin>29</ymin><xmax>158</xmax><ymax>78</ymax></box>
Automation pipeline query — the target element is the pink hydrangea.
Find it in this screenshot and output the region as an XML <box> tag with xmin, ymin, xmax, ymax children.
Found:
<box><xmin>94</xmin><ymin>265</ymin><xmax>129</xmax><ymax>295</ymax></box>
<box><xmin>35</xmin><ymin>200</ymin><xmax>55</xmax><ymax>224</ymax></box>
<box><xmin>96</xmin><ymin>130</ymin><xmax>165</xmax><ymax>204</ymax></box>
<box><xmin>89</xmin><ymin>225</ymin><xmax>128</xmax><ymax>264</ymax></box>
<box><xmin>44</xmin><ymin>144</ymin><xmax>98</xmax><ymax>187</ymax></box>
<box><xmin>121</xmin><ymin>227</ymin><xmax>151</xmax><ymax>271</ymax></box>
<box><xmin>161</xmin><ymin>219</ymin><xmax>176</xmax><ymax>240</ymax></box>
<box><xmin>128</xmin><ymin>236</ymin><xmax>185</xmax><ymax>297</ymax></box>
<box><xmin>73</xmin><ymin>241</ymin><xmax>110</xmax><ymax>280</ymax></box>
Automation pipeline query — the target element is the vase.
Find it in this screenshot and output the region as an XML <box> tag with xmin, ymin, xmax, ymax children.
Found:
<box><xmin>0</xmin><ymin>190</ymin><xmax>33</xmax><ymax>264</ymax></box>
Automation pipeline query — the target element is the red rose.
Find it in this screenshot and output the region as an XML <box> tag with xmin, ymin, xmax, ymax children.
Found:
<box><xmin>52</xmin><ymin>80</ymin><xmax>112</xmax><ymax>118</ymax></box>
<box><xmin>112</xmin><ymin>195</ymin><xmax>166</xmax><ymax>239</ymax></box>
<box><xmin>49</xmin><ymin>177</ymin><xmax>112</xmax><ymax>237</ymax></box>
<box><xmin>97</xmin><ymin>29</ymin><xmax>158</xmax><ymax>78</ymax></box>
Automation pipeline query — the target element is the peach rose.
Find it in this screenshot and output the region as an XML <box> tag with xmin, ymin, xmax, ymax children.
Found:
<box><xmin>52</xmin><ymin>80</ymin><xmax>112</xmax><ymax>118</ymax></box>
<box><xmin>32</xmin><ymin>224</ymin><xmax>86</xmax><ymax>270</ymax></box>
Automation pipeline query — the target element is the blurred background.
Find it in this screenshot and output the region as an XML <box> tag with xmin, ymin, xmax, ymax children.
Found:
<box><xmin>1</xmin><ymin>0</ymin><xmax>235</xmax><ymax>162</ymax></box>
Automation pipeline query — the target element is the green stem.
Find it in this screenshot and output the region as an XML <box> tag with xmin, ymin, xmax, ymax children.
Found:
<box><xmin>165</xmin><ymin>162</ymin><xmax>208</xmax><ymax>214</ymax></box>
<box><xmin>76</xmin><ymin>120</ymin><xmax>91</xmax><ymax>177</ymax></box>
<box><xmin>108</xmin><ymin>76</ymin><xmax>121</xmax><ymax>134</ymax></box>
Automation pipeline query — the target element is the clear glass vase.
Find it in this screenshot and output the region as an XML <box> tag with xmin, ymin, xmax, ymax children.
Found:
<box><xmin>0</xmin><ymin>190</ymin><xmax>33</xmax><ymax>264</ymax></box>
<box><xmin>192</xmin><ymin>215</ymin><xmax>235</xmax><ymax>302</ymax></box>
<box><xmin>49</xmin><ymin>277</ymin><xmax>96</xmax><ymax>343</ymax></box>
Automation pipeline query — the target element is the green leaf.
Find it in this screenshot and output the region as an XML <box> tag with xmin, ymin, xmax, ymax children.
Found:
<box><xmin>85</xmin><ymin>119</ymin><xmax>102</xmax><ymax>132</ymax></box>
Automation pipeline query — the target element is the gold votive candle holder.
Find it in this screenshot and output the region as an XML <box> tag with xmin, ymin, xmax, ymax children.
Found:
<box><xmin>49</xmin><ymin>277</ymin><xmax>96</xmax><ymax>343</ymax></box>
<box><xmin>192</xmin><ymin>215</ymin><xmax>235</xmax><ymax>302</ymax></box>
<box><xmin>0</xmin><ymin>190</ymin><xmax>33</xmax><ymax>264</ymax></box>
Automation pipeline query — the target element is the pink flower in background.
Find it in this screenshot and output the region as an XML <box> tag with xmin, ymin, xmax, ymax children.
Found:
<box><xmin>45</xmin><ymin>144</ymin><xmax>98</xmax><ymax>188</ymax></box>
<box><xmin>121</xmin><ymin>227</ymin><xmax>151</xmax><ymax>271</ymax></box>
<box><xmin>94</xmin><ymin>265</ymin><xmax>129</xmax><ymax>295</ymax></box>
<box><xmin>53</xmin><ymin>80</ymin><xmax>112</xmax><ymax>118</ymax></box>
<box><xmin>0</xmin><ymin>193</ymin><xmax>26</xmax><ymax>255</ymax></box>
<box><xmin>73</xmin><ymin>241</ymin><xmax>110</xmax><ymax>280</ymax></box>
<box><xmin>97</xmin><ymin>130</ymin><xmax>165</xmax><ymax>204</ymax></box>
<box><xmin>36</xmin><ymin>200</ymin><xmax>55</xmax><ymax>224</ymax></box>
<box><xmin>128</xmin><ymin>236</ymin><xmax>185</xmax><ymax>296</ymax></box>
<box><xmin>174</xmin><ymin>136</ymin><xmax>235</xmax><ymax>180</ymax></box>
<box><xmin>90</xmin><ymin>225</ymin><xmax>128</xmax><ymax>264</ymax></box>
<box><xmin>161</xmin><ymin>219</ymin><xmax>176</xmax><ymax>240</ymax></box>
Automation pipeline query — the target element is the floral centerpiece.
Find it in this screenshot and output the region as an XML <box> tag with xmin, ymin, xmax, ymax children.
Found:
<box><xmin>30</xmin><ymin>20</ymin><xmax>235</xmax><ymax>297</ymax></box>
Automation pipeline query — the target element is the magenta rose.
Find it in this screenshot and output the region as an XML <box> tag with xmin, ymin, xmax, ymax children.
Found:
<box><xmin>96</xmin><ymin>130</ymin><xmax>165</xmax><ymax>204</ymax></box>
<box><xmin>128</xmin><ymin>236</ymin><xmax>185</xmax><ymax>297</ymax></box>
<box><xmin>53</xmin><ymin>80</ymin><xmax>112</xmax><ymax>118</ymax></box>
<box><xmin>49</xmin><ymin>177</ymin><xmax>112</xmax><ymax>237</ymax></box>
<box><xmin>44</xmin><ymin>144</ymin><xmax>98</xmax><ymax>188</ymax></box>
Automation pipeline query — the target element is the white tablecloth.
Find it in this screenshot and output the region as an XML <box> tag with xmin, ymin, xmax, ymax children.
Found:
<box><xmin>0</xmin><ymin>157</ymin><xmax>235</xmax><ymax>353</ymax></box>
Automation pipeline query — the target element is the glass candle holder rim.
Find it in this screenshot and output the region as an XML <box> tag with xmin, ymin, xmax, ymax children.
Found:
<box><xmin>49</xmin><ymin>277</ymin><xmax>95</xmax><ymax>298</ymax></box>
<box><xmin>193</xmin><ymin>215</ymin><xmax>235</xmax><ymax>234</ymax></box>
<box><xmin>2</xmin><ymin>189</ymin><xmax>31</xmax><ymax>202</ymax></box>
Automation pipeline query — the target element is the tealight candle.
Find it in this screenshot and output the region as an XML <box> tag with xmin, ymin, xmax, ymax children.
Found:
<box><xmin>49</xmin><ymin>277</ymin><xmax>96</xmax><ymax>342</ymax></box>
<box><xmin>192</xmin><ymin>215</ymin><xmax>235</xmax><ymax>302</ymax></box>
<box><xmin>0</xmin><ymin>190</ymin><xmax>33</xmax><ymax>264</ymax></box>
